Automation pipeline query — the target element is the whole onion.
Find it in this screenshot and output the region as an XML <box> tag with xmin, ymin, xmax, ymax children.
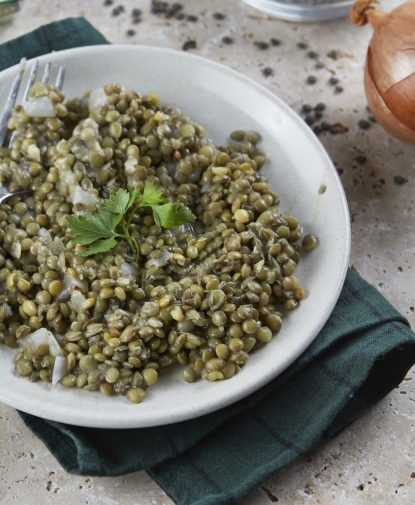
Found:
<box><xmin>350</xmin><ymin>0</ymin><xmax>415</xmax><ymax>144</ymax></box>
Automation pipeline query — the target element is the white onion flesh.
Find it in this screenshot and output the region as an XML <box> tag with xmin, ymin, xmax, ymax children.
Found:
<box><xmin>88</xmin><ymin>87</ymin><xmax>109</xmax><ymax>111</ymax></box>
<box><xmin>23</xmin><ymin>97</ymin><xmax>55</xmax><ymax>118</ymax></box>
<box><xmin>22</xmin><ymin>328</ymin><xmax>62</xmax><ymax>357</ymax></box>
<box><xmin>52</xmin><ymin>356</ymin><xmax>68</xmax><ymax>385</ymax></box>
<box><xmin>72</xmin><ymin>186</ymin><xmax>99</xmax><ymax>207</ymax></box>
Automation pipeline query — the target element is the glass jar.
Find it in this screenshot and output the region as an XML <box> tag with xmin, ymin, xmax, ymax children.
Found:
<box><xmin>242</xmin><ymin>0</ymin><xmax>354</xmax><ymax>22</ymax></box>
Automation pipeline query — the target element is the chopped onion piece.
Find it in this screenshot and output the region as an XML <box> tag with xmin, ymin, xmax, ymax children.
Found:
<box><xmin>0</xmin><ymin>302</ymin><xmax>12</xmax><ymax>319</ymax></box>
<box><xmin>72</xmin><ymin>186</ymin><xmax>99</xmax><ymax>207</ymax></box>
<box><xmin>52</xmin><ymin>356</ymin><xmax>68</xmax><ymax>385</ymax></box>
<box><xmin>88</xmin><ymin>87</ymin><xmax>109</xmax><ymax>111</ymax></box>
<box><xmin>64</xmin><ymin>274</ymin><xmax>88</xmax><ymax>293</ymax></box>
<box><xmin>38</xmin><ymin>228</ymin><xmax>53</xmax><ymax>247</ymax></box>
<box><xmin>23</xmin><ymin>97</ymin><xmax>55</xmax><ymax>118</ymax></box>
<box><xmin>145</xmin><ymin>249</ymin><xmax>171</xmax><ymax>268</ymax></box>
<box><xmin>23</xmin><ymin>328</ymin><xmax>62</xmax><ymax>357</ymax></box>
<box><xmin>120</xmin><ymin>262</ymin><xmax>139</xmax><ymax>275</ymax></box>
<box><xmin>71</xmin><ymin>290</ymin><xmax>86</xmax><ymax>313</ymax></box>
<box><xmin>200</xmin><ymin>184</ymin><xmax>211</xmax><ymax>193</ymax></box>
<box><xmin>61</xmin><ymin>169</ymin><xmax>77</xmax><ymax>187</ymax></box>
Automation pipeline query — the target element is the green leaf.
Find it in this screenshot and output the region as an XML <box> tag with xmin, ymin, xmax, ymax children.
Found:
<box><xmin>102</xmin><ymin>187</ymin><xmax>142</xmax><ymax>215</ymax></box>
<box><xmin>78</xmin><ymin>237</ymin><xmax>118</xmax><ymax>256</ymax></box>
<box><xmin>141</xmin><ymin>181</ymin><xmax>166</xmax><ymax>207</ymax></box>
<box><xmin>66</xmin><ymin>212</ymin><xmax>116</xmax><ymax>245</ymax></box>
<box><xmin>95</xmin><ymin>207</ymin><xmax>122</xmax><ymax>232</ymax></box>
<box><xmin>151</xmin><ymin>202</ymin><xmax>196</xmax><ymax>228</ymax></box>
<box><xmin>66</xmin><ymin>203</ymin><xmax>122</xmax><ymax>257</ymax></box>
<box><xmin>101</xmin><ymin>188</ymin><xmax>131</xmax><ymax>215</ymax></box>
<box><xmin>128</xmin><ymin>186</ymin><xmax>142</xmax><ymax>208</ymax></box>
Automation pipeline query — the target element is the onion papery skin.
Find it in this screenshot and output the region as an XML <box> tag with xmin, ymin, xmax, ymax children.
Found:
<box><xmin>352</xmin><ymin>0</ymin><xmax>415</xmax><ymax>144</ymax></box>
<box><xmin>365</xmin><ymin>49</ymin><xmax>415</xmax><ymax>144</ymax></box>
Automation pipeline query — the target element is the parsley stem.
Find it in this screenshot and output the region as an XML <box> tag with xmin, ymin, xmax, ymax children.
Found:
<box><xmin>114</xmin><ymin>232</ymin><xmax>132</xmax><ymax>241</ymax></box>
<box><xmin>118</xmin><ymin>224</ymin><xmax>139</xmax><ymax>261</ymax></box>
<box><xmin>125</xmin><ymin>201</ymin><xmax>143</xmax><ymax>229</ymax></box>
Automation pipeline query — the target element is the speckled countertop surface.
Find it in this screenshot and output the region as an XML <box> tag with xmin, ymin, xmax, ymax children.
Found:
<box><xmin>1</xmin><ymin>0</ymin><xmax>415</xmax><ymax>503</ymax></box>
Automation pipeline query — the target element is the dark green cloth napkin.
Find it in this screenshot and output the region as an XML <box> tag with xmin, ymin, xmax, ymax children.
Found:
<box><xmin>3</xmin><ymin>18</ymin><xmax>415</xmax><ymax>505</ymax></box>
<box><xmin>19</xmin><ymin>268</ymin><xmax>415</xmax><ymax>505</ymax></box>
<box><xmin>0</xmin><ymin>17</ymin><xmax>108</xmax><ymax>72</ymax></box>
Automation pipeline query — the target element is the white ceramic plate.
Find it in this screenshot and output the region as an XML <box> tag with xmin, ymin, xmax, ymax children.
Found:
<box><xmin>0</xmin><ymin>45</ymin><xmax>350</xmax><ymax>428</ymax></box>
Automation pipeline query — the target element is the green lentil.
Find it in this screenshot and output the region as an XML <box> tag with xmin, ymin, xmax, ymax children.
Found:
<box><xmin>126</xmin><ymin>387</ymin><xmax>146</xmax><ymax>404</ymax></box>
<box><xmin>302</xmin><ymin>234</ymin><xmax>318</xmax><ymax>251</ymax></box>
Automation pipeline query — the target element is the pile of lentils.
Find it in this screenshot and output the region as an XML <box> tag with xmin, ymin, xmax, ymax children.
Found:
<box><xmin>0</xmin><ymin>82</ymin><xmax>316</xmax><ymax>403</ymax></box>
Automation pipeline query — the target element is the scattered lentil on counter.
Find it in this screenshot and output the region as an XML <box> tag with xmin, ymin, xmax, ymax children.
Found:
<box><xmin>182</xmin><ymin>40</ymin><xmax>197</xmax><ymax>51</ymax></box>
<box><xmin>262</xmin><ymin>67</ymin><xmax>273</xmax><ymax>77</ymax></box>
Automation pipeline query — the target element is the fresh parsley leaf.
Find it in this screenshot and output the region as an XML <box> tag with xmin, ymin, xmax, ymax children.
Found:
<box><xmin>66</xmin><ymin>181</ymin><xmax>196</xmax><ymax>258</ymax></box>
<box><xmin>78</xmin><ymin>237</ymin><xmax>117</xmax><ymax>257</ymax></box>
<box><xmin>66</xmin><ymin>210</ymin><xmax>120</xmax><ymax>246</ymax></box>
<box><xmin>151</xmin><ymin>201</ymin><xmax>196</xmax><ymax>228</ymax></box>
<box><xmin>141</xmin><ymin>181</ymin><xmax>166</xmax><ymax>206</ymax></box>
<box><xmin>128</xmin><ymin>186</ymin><xmax>142</xmax><ymax>208</ymax></box>
<box><xmin>101</xmin><ymin>187</ymin><xmax>141</xmax><ymax>215</ymax></box>
<box><xmin>101</xmin><ymin>188</ymin><xmax>130</xmax><ymax>215</ymax></box>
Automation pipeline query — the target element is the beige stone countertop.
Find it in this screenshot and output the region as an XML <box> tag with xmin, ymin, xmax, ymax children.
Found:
<box><xmin>1</xmin><ymin>0</ymin><xmax>415</xmax><ymax>503</ymax></box>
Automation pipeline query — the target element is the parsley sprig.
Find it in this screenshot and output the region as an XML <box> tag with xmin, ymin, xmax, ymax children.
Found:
<box><xmin>66</xmin><ymin>182</ymin><xmax>196</xmax><ymax>259</ymax></box>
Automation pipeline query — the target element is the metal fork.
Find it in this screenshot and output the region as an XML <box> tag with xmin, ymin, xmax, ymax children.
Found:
<box><xmin>0</xmin><ymin>57</ymin><xmax>65</xmax><ymax>203</ymax></box>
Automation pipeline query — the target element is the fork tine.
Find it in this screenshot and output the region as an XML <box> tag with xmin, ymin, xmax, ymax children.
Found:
<box><xmin>8</xmin><ymin>59</ymin><xmax>38</xmax><ymax>147</ymax></box>
<box><xmin>55</xmin><ymin>65</ymin><xmax>66</xmax><ymax>91</ymax></box>
<box><xmin>41</xmin><ymin>62</ymin><xmax>51</xmax><ymax>84</ymax></box>
<box><xmin>0</xmin><ymin>57</ymin><xmax>26</xmax><ymax>147</ymax></box>
<box><xmin>2</xmin><ymin>60</ymin><xmax>66</xmax><ymax>148</ymax></box>
<box><xmin>22</xmin><ymin>60</ymin><xmax>39</xmax><ymax>103</ymax></box>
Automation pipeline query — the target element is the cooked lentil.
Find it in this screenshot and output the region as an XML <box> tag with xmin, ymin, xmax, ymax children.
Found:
<box><xmin>302</xmin><ymin>234</ymin><xmax>318</xmax><ymax>252</ymax></box>
<box><xmin>0</xmin><ymin>82</ymin><xmax>315</xmax><ymax>403</ymax></box>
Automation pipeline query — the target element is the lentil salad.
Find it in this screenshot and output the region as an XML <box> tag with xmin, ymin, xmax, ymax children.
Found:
<box><xmin>0</xmin><ymin>82</ymin><xmax>315</xmax><ymax>403</ymax></box>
